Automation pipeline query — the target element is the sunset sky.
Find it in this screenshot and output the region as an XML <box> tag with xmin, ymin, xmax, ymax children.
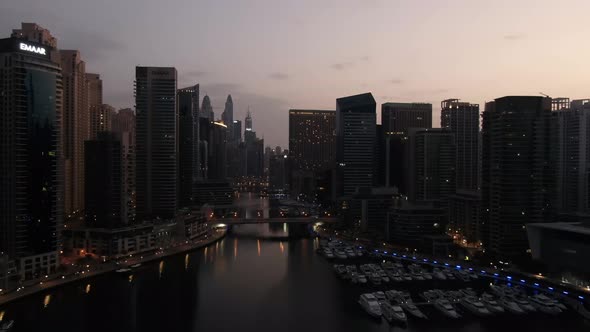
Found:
<box><xmin>3</xmin><ymin>0</ymin><xmax>590</xmax><ymax>147</ymax></box>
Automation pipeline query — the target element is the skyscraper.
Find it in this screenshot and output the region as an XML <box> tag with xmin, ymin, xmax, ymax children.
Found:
<box><xmin>111</xmin><ymin>108</ymin><xmax>136</xmax><ymax>225</ymax></box>
<box><xmin>482</xmin><ymin>96</ymin><xmax>554</xmax><ymax>260</ymax></box>
<box><xmin>1</xmin><ymin>26</ymin><xmax>63</xmax><ymax>278</ymax></box>
<box><xmin>441</xmin><ymin>99</ymin><xmax>479</xmax><ymax>191</ymax></box>
<box><xmin>86</xmin><ymin>73</ymin><xmax>112</xmax><ymax>139</ymax></box>
<box><xmin>201</xmin><ymin>95</ymin><xmax>214</xmax><ymax>121</ymax></box>
<box><xmin>177</xmin><ymin>85</ymin><xmax>199</xmax><ymax>208</ymax></box>
<box><xmin>336</xmin><ymin>93</ymin><xmax>376</xmax><ymax>197</ymax></box>
<box><xmin>135</xmin><ymin>67</ymin><xmax>177</xmax><ymax>221</ymax></box>
<box><xmin>60</xmin><ymin>49</ymin><xmax>89</xmax><ymax>217</ymax></box>
<box><xmin>380</xmin><ymin>102</ymin><xmax>432</xmax><ymax>191</ymax></box>
<box><xmin>288</xmin><ymin>109</ymin><xmax>336</xmax><ymax>196</ymax></box>
<box><xmin>232</xmin><ymin>120</ymin><xmax>242</xmax><ymax>143</ymax></box>
<box><xmin>553</xmin><ymin>98</ymin><xmax>590</xmax><ymax>215</ymax></box>
<box><xmin>245</xmin><ymin>109</ymin><xmax>253</xmax><ymax>131</ymax></box>
<box><xmin>222</xmin><ymin>95</ymin><xmax>233</xmax><ymax>139</ymax></box>
<box><xmin>406</xmin><ymin>128</ymin><xmax>455</xmax><ymax>208</ymax></box>
<box><xmin>209</xmin><ymin>122</ymin><xmax>228</xmax><ymax>180</ymax></box>
<box><xmin>289</xmin><ymin>110</ymin><xmax>336</xmax><ymax>171</ymax></box>
<box><xmin>84</xmin><ymin>132</ymin><xmax>122</xmax><ymax>228</ymax></box>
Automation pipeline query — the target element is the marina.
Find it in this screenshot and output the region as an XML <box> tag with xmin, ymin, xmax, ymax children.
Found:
<box><xmin>318</xmin><ymin>237</ymin><xmax>589</xmax><ymax>326</ymax></box>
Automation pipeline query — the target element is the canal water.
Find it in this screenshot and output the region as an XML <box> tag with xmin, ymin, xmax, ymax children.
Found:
<box><xmin>1</xmin><ymin>196</ymin><xmax>588</xmax><ymax>332</ymax></box>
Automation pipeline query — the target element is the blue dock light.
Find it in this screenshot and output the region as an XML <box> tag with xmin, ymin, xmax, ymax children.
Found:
<box><xmin>493</xmin><ymin>273</ymin><xmax>499</xmax><ymax>277</ymax></box>
<box><xmin>393</xmin><ymin>253</ymin><xmax>397</xmax><ymax>256</ymax></box>
<box><xmin>533</xmin><ymin>283</ymin><xmax>539</xmax><ymax>287</ymax></box>
<box><xmin>456</xmin><ymin>265</ymin><xmax>461</xmax><ymax>269</ymax></box>
<box><xmin>412</xmin><ymin>256</ymin><xmax>416</xmax><ymax>260</ymax></box>
<box><xmin>520</xmin><ymin>279</ymin><xmax>525</xmax><ymax>283</ymax></box>
<box><xmin>374</xmin><ymin>249</ymin><xmax>378</xmax><ymax>253</ymax></box>
<box><xmin>444</xmin><ymin>263</ymin><xmax>449</xmax><ymax>266</ymax></box>
<box><xmin>468</xmin><ymin>268</ymin><xmax>473</xmax><ymax>271</ymax></box>
<box><xmin>506</xmin><ymin>276</ymin><xmax>512</xmax><ymax>280</ymax></box>
<box><xmin>481</xmin><ymin>270</ymin><xmax>486</xmax><ymax>274</ymax></box>
<box><xmin>563</xmin><ymin>291</ymin><xmax>569</xmax><ymax>295</ymax></box>
<box><xmin>423</xmin><ymin>259</ymin><xmax>428</xmax><ymax>262</ymax></box>
<box><xmin>579</xmin><ymin>296</ymin><xmax>584</xmax><ymax>300</ymax></box>
<box><xmin>384</xmin><ymin>251</ymin><xmax>387</xmax><ymax>254</ymax></box>
<box><xmin>402</xmin><ymin>255</ymin><xmax>407</xmax><ymax>258</ymax></box>
<box><xmin>548</xmin><ymin>287</ymin><xmax>554</xmax><ymax>291</ymax></box>
<box><xmin>433</xmin><ymin>261</ymin><xmax>438</xmax><ymax>264</ymax></box>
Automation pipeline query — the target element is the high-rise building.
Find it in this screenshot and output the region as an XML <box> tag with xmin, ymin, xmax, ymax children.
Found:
<box><xmin>406</xmin><ymin>128</ymin><xmax>455</xmax><ymax>208</ymax></box>
<box><xmin>60</xmin><ymin>50</ymin><xmax>89</xmax><ymax>217</ymax></box>
<box><xmin>111</xmin><ymin>108</ymin><xmax>136</xmax><ymax>225</ymax></box>
<box><xmin>0</xmin><ymin>28</ymin><xmax>63</xmax><ymax>278</ymax></box>
<box><xmin>135</xmin><ymin>67</ymin><xmax>177</xmax><ymax>221</ymax></box>
<box><xmin>288</xmin><ymin>109</ymin><xmax>336</xmax><ymax>196</ymax></box>
<box><xmin>177</xmin><ymin>85</ymin><xmax>199</xmax><ymax>208</ymax></box>
<box><xmin>245</xmin><ymin>109</ymin><xmax>253</xmax><ymax>132</ymax></box>
<box><xmin>441</xmin><ymin>99</ymin><xmax>479</xmax><ymax>191</ymax></box>
<box><xmin>232</xmin><ymin>120</ymin><xmax>242</xmax><ymax>143</ymax></box>
<box><xmin>84</xmin><ymin>132</ymin><xmax>122</xmax><ymax>228</ymax></box>
<box><xmin>86</xmin><ymin>73</ymin><xmax>112</xmax><ymax>139</ymax></box>
<box><xmin>222</xmin><ymin>95</ymin><xmax>233</xmax><ymax>139</ymax></box>
<box><xmin>289</xmin><ymin>110</ymin><xmax>336</xmax><ymax>171</ymax></box>
<box><xmin>380</xmin><ymin>102</ymin><xmax>432</xmax><ymax>191</ymax></box>
<box><xmin>201</xmin><ymin>95</ymin><xmax>213</xmax><ymax>121</ymax></box>
<box><xmin>482</xmin><ymin>96</ymin><xmax>554</xmax><ymax>260</ymax></box>
<box><xmin>336</xmin><ymin>93</ymin><xmax>376</xmax><ymax>197</ymax></box>
<box><xmin>209</xmin><ymin>122</ymin><xmax>228</xmax><ymax>180</ymax></box>
<box><xmin>553</xmin><ymin>98</ymin><xmax>590</xmax><ymax>215</ymax></box>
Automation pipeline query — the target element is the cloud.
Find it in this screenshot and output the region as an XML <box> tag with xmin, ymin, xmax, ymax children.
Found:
<box><xmin>503</xmin><ymin>34</ymin><xmax>525</xmax><ymax>41</ymax></box>
<box><xmin>359</xmin><ymin>56</ymin><xmax>370</xmax><ymax>62</ymax></box>
<box><xmin>389</xmin><ymin>79</ymin><xmax>404</xmax><ymax>84</ymax></box>
<box><xmin>184</xmin><ymin>70</ymin><xmax>208</xmax><ymax>78</ymax></box>
<box><xmin>331</xmin><ymin>62</ymin><xmax>354</xmax><ymax>70</ymax></box>
<box><xmin>268</xmin><ymin>72</ymin><xmax>289</xmax><ymax>80</ymax></box>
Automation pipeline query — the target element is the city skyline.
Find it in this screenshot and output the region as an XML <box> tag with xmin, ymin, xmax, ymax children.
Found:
<box><xmin>4</xmin><ymin>0</ymin><xmax>590</xmax><ymax>147</ymax></box>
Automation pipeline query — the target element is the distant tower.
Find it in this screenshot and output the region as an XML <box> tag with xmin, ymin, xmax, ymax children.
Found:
<box><xmin>201</xmin><ymin>95</ymin><xmax>214</xmax><ymax>121</ymax></box>
<box><xmin>135</xmin><ymin>66</ymin><xmax>178</xmax><ymax>221</ymax></box>
<box><xmin>245</xmin><ymin>109</ymin><xmax>253</xmax><ymax>131</ymax></box>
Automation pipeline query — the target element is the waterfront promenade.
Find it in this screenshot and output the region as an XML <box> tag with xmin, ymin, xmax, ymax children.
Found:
<box><xmin>0</xmin><ymin>228</ymin><xmax>226</xmax><ymax>306</ymax></box>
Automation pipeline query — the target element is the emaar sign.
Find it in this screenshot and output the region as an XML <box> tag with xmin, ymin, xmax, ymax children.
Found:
<box><xmin>19</xmin><ymin>42</ymin><xmax>46</xmax><ymax>55</ymax></box>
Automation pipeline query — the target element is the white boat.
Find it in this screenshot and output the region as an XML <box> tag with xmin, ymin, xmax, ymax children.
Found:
<box><xmin>324</xmin><ymin>251</ymin><xmax>334</xmax><ymax>259</ymax></box>
<box><xmin>356</xmin><ymin>273</ymin><xmax>367</xmax><ymax>284</ymax></box>
<box><xmin>529</xmin><ymin>294</ymin><xmax>562</xmax><ymax>315</ymax></box>
<box><xmin>380</xmin><ymin>302</ymin><xmax>407</xmax><ymax>324</ymax></box>
<box><xmin>359</xmin><ymin>294</ymin><xmax>382</xmax><ymax>318</ymax></box>
<box><xmin>423</xmin><ymin>272</ymin><xmax>433</xmax><ymax>280</ymax></box>
<box><xmin>378</xmin><ymin>271</ymin><xmax>390</xmax><ymax>283</ymax></box>
<box><xmin>509</xmin><ymin>296</ymin><xmax>537</xmax><ymax>313</ymax></box>
<box><xmin>481</xmin><ymin>293</ymin><xmax>505</xmax><ymax>314</ymax></box>
<box><xmin>434</xmin><ymin>299</ymin><xmax>461</xmax><ymax>319</ymax></box>
<box><xmin>498</xmin><ymin>297</ymin><xmax>525</xmax><ymax>314</ymax></box>
<box><xmin>369</xmin><ymin>273</ymin><xmax>382</xmax><ymax>285</ymax></box>
<box><xmin>130</xmin><ymin>263</ymin><xmax>142</xmax><ymax>268</ymax></box>
<box><xmin>460</xmin><ymin>288</ymin><xmax>478</xmax><ymax>298</ymax></box>
<box><xmin>402</xmin><ymin>273</ymin><xmax>413</xmax><ymax>281</ymax></box>
<box><xmin>345</xmin><ymin>249</ymin><xmax>356</xmax><ymax>258</ymax></box>
<box><xmin>373</xmin><ymin>291</ymin><xmax>387</xmax><ymax>302</ymax></box>
<box><xmin>401</xmin><ymin>301</ymin><xmax>428</xmax><ymax>319</ymax></box>
<box><xmin>116</xmin><ymin>268</ymin><xmax>131</xmax><ymax>273</ymax></box>
<box><xmin>392</xmin><ymin>291</ymin><xmax>428</xmax><ymax>319</ymax></box>
<box><xmin>335</xmin><ymin>250</ymin><xmax>347</xmax><ymax>259</ymax></box>
<box><xmin>360</xmin><ymin>264</ymin><xmax>372</xmax><ymax>274</ymax></box>
<box><xmin>460</xmin><ymin>297</ymin><xmax>492</xmax><ymax>317</ymax></box>
<box><xmin>433</xmin><ymin>268</ymin><xmax>447</xmax><ymax>280</ymax></box>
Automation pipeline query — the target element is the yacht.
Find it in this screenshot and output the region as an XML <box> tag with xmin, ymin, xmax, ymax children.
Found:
<box><xmin>116</xmin><ymin>268</ymin><xmax>131</xmax><ymax>273</ymax></box>
<box><xmin>422</xmin><ymin>272</ymin><xmax>433</xmax><ymax>280</ymax></box>
<box><xmin>385</xmin><ymin>290</ymin><xmax>400</xmax><ymax>301</ymax></box>
<box><xmin>453</xmin><ymin>270</ymin><xmax>471</xmax><ymax>282</ymax></box>
<box><xmin>345</xmin><ymin>249</ymin><xmax>356</xmax><ymax>258</ymax></box>
<box><xmin>481</xmin><ymin>293</ymin><xmax>505</xmax><ymax>314</ymax></box>
<box><xmin>392</xmin><ymin>291</ymin><xmax>428</xmax><ymax>319</ymax></box>
<box><xmin>360</xmin><ymin>265</ymin><xmax>372</xmax><ymax>274</ymax></box>
<box><xmin>433</xmin><ymin>268</ymin><xmax>447</xmax><ymax>280</ymax></box>
<box><xmin>402</xmin><ymin>273</ymin><xmax>413</xmax><ymax>282</ymax></box>
<box><xmin>356</xmin><ymin>273</ymin><xmax>368</xmax><ymax>284</ymax></box>
<box><xmin>334</xmin><ymin>264</ymin><xmax>348</xmax><ymax>279</ymax></box>
<box><xmin>373</xmin><ymin>291</ymin><xmax>387</xmax><ymax>302</ymax></box>
<box><xmin>412</xmin><ymin>272</ymin><xmax>425</xmax><ymax>281</ymax></box>
<box><xmin>445</xmin><ymin>271</ymin><xmax>456</xmax><ymax>280</ymax></box>
<box><xmin>378</xmin><ymin>271</ymin><xmax>390</xmax><ymax>283</ymax></box>
<box><xmin>0</xmin><ymin>320</ymin><xmax>14</xmax><ymax>332</ymax></box>
<box><xmin>498</xmin><ymin>297</ymin><xmax>525</xmax><ymax>314</ymax></box>
<box><xmin>130</xmin><ymin>263</ymin><xmax>142</xmax><ymax>268</ymax></box>
<box><xmin>324</xmin><ymin>251</ymin><xmax>334</xmax><ymax>259</ymax></box>
<box><xmin>460</xmin><ymin>297</ymin><xmax>493</xmax><ymax>317</ymax></box>
<box><xmin>460</xmin><ymin>288</ymin><xmax>478</xmax><ymax>298</ymax></box>
<box><xmin>335</xmin><ymin>250</ymin><xmax>347</xmax><ymax>260</ymax></box>
<box><xmin>529</xmin><ymin>294</ymin><xmax>562</xmax><ymax>315</ymax></box>
<box><xmin>380</xmin><ymin>302</ymin><xmax>407</xmax><ymax>324</ymax></box>
<box><xmin>509</xmin><ymin>296</ymin><xmax>537</xmax><ymax>313</ymax></box>
<box><xmin>369</xmin><ymin>273</ymin><xmax>382</xmax><ymax>286</ymax></box>
<box><xmin>434</xmin><ymin>299</ymin><xmax>461</xmax><ymax>319</ymax></box>
<box><xmin>359</xmin><ymin>294</ymin><xmax>382</xmax><ymax>319</ymax></box>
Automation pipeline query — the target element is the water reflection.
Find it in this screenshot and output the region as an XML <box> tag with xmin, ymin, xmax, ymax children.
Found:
<box><xmin>184</xmin><ymin>253</ymin><xmax>190</xmax><ymax>270</ymax></box>
<box><xmin>43</xmin><ymin>294</ymin><xmax>51</xmax><ymax>308</ymax></box>
<box><xmin>158</xmin><ymin>261</ymin><xmax>164</xmax><ymax>279</ymax></box>
<box><xmin>0</xmin><ymin>310</ymin><xmax>5</xmax><ymax>321</ymax></box>
<box><xmin>234</xmin><ymin>238</ymin><xmax>238</xmax><ymax>260</ymax></box>
<box><xmin>85</xmin><ymin>284</ymin><xmax>91</xmax><ymax>294</ymax></box>
<box><xmin>257</xmin><ymin>239</ymin><xmax>261</xmax><ymax>256</ymax></box>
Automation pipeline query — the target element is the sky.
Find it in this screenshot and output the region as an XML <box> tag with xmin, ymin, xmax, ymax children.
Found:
<box><xmin>3</xmin><ymin>0</ymin><xmax>590</xmax><ymax>147</ymax></box>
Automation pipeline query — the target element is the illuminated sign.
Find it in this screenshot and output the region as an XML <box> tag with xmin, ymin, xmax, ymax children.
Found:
<box><xmin>19</xmin><ymin>43</ymin><xmax>46</xmax><ymax>55</ymax></box>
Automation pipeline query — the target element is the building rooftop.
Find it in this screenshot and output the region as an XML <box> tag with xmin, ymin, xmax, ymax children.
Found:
<box><xmin>336</xmin><ymin>93</ymin><xmax>375</xmax><ymax>110</ymax></box>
